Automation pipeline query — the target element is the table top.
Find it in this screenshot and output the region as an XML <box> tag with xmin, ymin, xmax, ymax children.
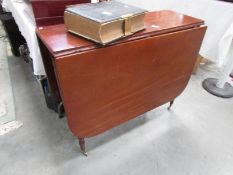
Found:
<box><xmin>37</xmin><ymin>10</ymin><xmax>204</xmax><ymax>57</ymax></box>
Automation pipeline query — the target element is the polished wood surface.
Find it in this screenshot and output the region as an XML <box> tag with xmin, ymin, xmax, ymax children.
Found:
<box><xmin>37</xmin><ymin>10</ymin><xmax>206</xmax><ymax>141</ymax></box>
<box><xmin>38</xmin><ymin>37</ymin><xmax>62</xmax><ymax>107</ymax></box>
<box><xmin>37</xmin><ymin>10</ymin><xmax>204</xmax><ymax>57</ymax></box>
<box><xmin>55</xmin><ymin>26</ymin><xmax>206</xmax><ymax>138</ymax></box>
<box><xmin>30</xmin><ymin>0</ymin><xmax>90</xmax><ymax>26</ymax></box>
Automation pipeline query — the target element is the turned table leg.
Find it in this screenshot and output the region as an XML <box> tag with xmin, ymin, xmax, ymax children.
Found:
<box><xmin>168</xmin><ymin>100</ymin><xmax>175</xmax><ymax>110</ymax></box>
<box><xmin>78</xmin><ymin>138</ymin><xmax>88</xmax><ymax>156</ymax></box>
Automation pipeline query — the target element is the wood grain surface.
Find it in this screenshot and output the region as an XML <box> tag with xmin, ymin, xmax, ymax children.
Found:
<box><xmin>55</xmin><ymin>27</ymin><xmax>206</xmax><ymax>138</ymax></box>
<box><xmin>37</xmin><ymin>10</ymin><xmax>204</xmax><ymax>57</ymax></box>
<box><xmin>30</xmin><ymin>0</ymin><xmax>90</xmax><ymax>26</ymax></box>
<box><xmin>37</xmin><ymin>11</ymin><xmax>206</xmax><ymax>139</ymax></box>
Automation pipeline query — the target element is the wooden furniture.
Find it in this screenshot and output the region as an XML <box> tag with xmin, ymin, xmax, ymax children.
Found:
<box><xmin>193</xmin><ymin>55</ymin><xmax>209</xmax><ymax>74</ymax></box>
<box><xmin>37</xmin><ymin>10</ymin><xmax>206</xmax><ymax>155</ymax></box>
<box><xmin>30</xmin><ymin>0</ymin><xmax>90</xmax><ymax>26</ymax></box>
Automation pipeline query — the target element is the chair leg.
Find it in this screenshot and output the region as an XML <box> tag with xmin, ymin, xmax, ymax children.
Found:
<box><xmin>168</xmin><ymin>100</ymin><xmax>175</xmax><ymax>110</ymax></box>
<box><xmin>78</xmin><ymin>138</ymin><xmax>88</xmax><ymax>156</ymax></box>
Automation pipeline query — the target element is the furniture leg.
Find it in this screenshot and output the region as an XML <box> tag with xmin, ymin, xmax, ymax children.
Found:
<box><xmin>78</xmin><ymin>138</ymin><xmax>88</xmax><ymax>156</ymax></box>
<box><xmin>230</xmin><ymin>70</ymin><xmax>233</xmax><ymax>78</ymax></box>
<box><xmin>57</xmin><ymin>102</ymin><xmax>65</xmax><ymax>118</ymax></box>
<box><xmin>168</xmin><ymin>100</ymin><xmax>175</xmax><ymax>110</ymax></box>
<box><xmin>192</xmin><ymin>55</ymin><xmax>209</xmax><ymax>74</ymax></box>
<box><xmin>192</xmin><ymin>55</ymin><xmax>202</xmax><ymax>74</ymax></box>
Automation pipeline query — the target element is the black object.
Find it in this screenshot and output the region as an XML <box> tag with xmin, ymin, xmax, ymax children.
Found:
<box><xmin>0</xmin><ymin>0</ymin><xmax>5</xmax><ymax>14</ymax></box>
<box><xmin>168</xmin><ymin>100</ymin><xmax>175</xmax><ymax>110</ymax></box>
<box><xmin>57</xmin><ymin>102</ymin><xmax>65</xmax><ymax>118</ymax></box>
<box><xmin>0</xmin><ymin>3</ymin><xmax>4</xmax><ymax>14</ymax></box>
<box><xmin>202</xmin><ymin>78</ymin><xmax>233</xmax><ymax>98</ymax></box>
<box><xmin>40</xmin><ymin>77</ymin><xmax>57</xmax><ymax>111</ymax></box>
<box><xmin>219</xmin><ymin>0</ymin><xmax>233</xmax><ymax>2</ymax></box>
<box><xmin>0</xmin><ymin>12</ymin><xmax>26</xmax><ymax>56</ymax></box>
<box><xmin>40</xmin><ymin>77</ymin><xmax>65</xmax><ymax>118</ymax></box>
<box><xmin>230</xmin><ymin>71</ymin><xmax>233</xmax><ymax>78</ymax></box>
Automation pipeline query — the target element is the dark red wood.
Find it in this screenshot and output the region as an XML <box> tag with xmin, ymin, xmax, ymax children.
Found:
<box><xmin>37</xmin><ymin>10</ymin><xmax>206</xmax><ymax>141</ymax></box>
<box><xmin>55</xmin><ymin>27</ymin><xmax>206</xmax><ymax>138</ymax></box>
<box><xmin>37</xmin><ymin>10</ymin><xmax>204</xmax><ymax>57</ymax></box>
<box><xmin>30</xmin><ymin>0</ymin><xmax>90</xmax><ymax>26</ymax></box>
<box><xmin>37</xmin><ymin>37</ymin><xmax>62</xmax><ymax>107</ymax></box>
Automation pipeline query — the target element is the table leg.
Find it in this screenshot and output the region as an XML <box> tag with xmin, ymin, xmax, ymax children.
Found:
<box><xmin>192</xmin><ymin>55</ymin><xmax>209</xmax><ymax>74</ymax></box>
<box><xmin>168</xmin><ymin>100</ymin><xmax>175</xmax><ymax>110</ymax></box>
<box><xmin>79</xmin><ymin>138</ymin><xmax>88</xmax><ymax>156</ymax></box>
<box><xmin>192</xmin><ymin>55</ymin><xmax>202</xmax><ymax>74</ymax></box>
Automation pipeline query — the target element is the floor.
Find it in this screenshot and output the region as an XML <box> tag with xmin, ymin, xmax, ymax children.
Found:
<box><xmin>0</xmin><ymin>21</ymin><xmax>15</xmax><ymax>125</ymax></box>
<box><xmin>1</xmin><ymin>40</ymin><xmax>233</xmax><ymax>175</ymax></box>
